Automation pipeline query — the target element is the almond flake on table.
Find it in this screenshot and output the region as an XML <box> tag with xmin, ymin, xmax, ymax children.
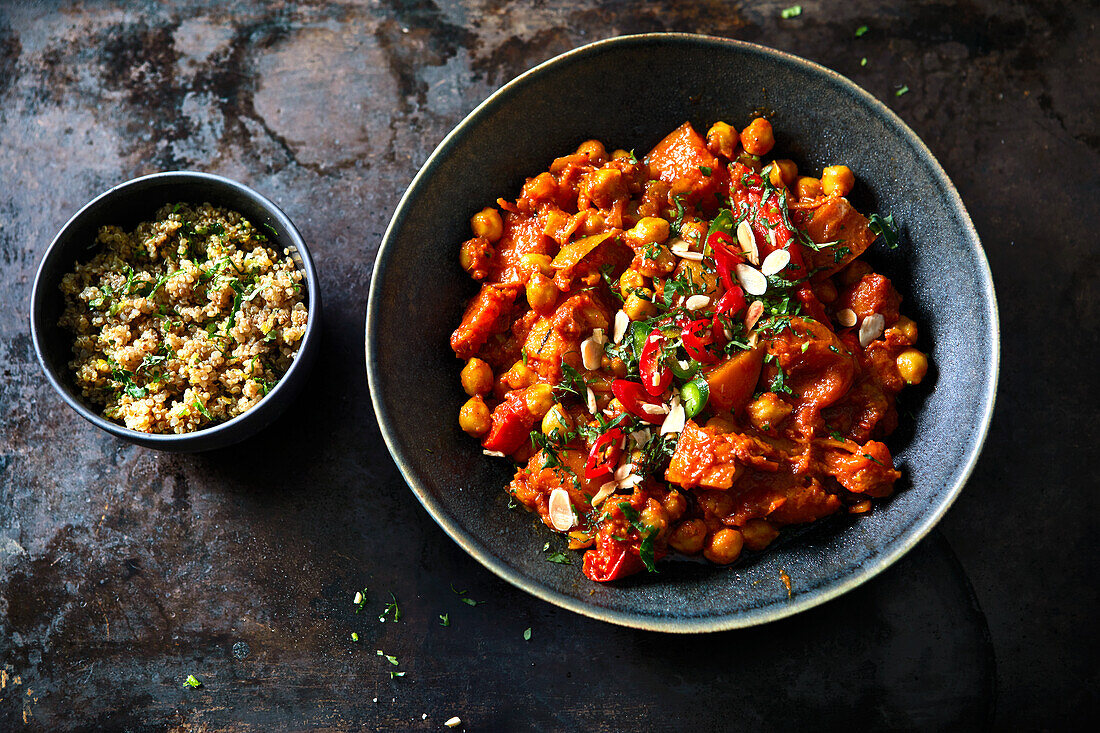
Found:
<box><xmin>548</xmin><ymin>488</ymin><xmax>575</xmax><ymax>531</ymax></box>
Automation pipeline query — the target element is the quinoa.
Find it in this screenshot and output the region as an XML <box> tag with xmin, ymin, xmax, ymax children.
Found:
<box><xmin>58</xmin><ymin>202</ymin><xmax>308</xmax><ymax>434</ymax></box>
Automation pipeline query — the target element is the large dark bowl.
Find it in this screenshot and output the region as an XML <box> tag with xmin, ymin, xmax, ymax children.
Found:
<box><xmin>366</xmin><ymin>34</ymin><xmax>998</xmax><ymax>631</ymax></box>
<box><xmin>31</xmin><ymin>171</ymin><xmax>321</xmax><ymax>452</ymax></box>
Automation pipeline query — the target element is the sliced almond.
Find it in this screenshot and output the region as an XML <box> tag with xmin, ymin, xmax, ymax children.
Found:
<box><xmin>676</xmin><ymin>250</ymin><xmax>705</xmax><ymax>262</ymax></box>
<box><xmin>667</xmin><ymin>236</ymin><xmax>688</xmax><ymax>252</ymax></box>
<box><xmin>736</xmin><ymin>220</ymin><xmax>759</xmax><ymax>265</ymax></box>
<box><xmin>591</xmin><ymin>481</ymin><xmax>617</xmax><ymax>507</ymax></box>
<box><xmin>613</xmin><ymin>462</ymin><xmax>635</xmax><ymax>482</ymax></box>
<box><xmin>591</xmin><ymin>327</ymin><xmax>608</xmax><ymax>346</ymax></box>
<box><xmin>445</xmin><ymin>718</ymin><xmax>462</xmax><ymax>729</ymax></box>
<box><xmin>612</xmin><ymin>310</ymin><xmax>629</xmax><ymax>344</ymax></box>
<box><xmin>482</xmin><ymin>449</ymin><xmax>506</xmax><ymax>458</ymax></box>
<box><xmin>735</xmin><ymin>263</ymin><xmax>768</xmax><ymax>296</ymax></box>
<box><xmin>660</xmin><ymin>396</ymin><xmax>686</xmax><ymax>435</ymax></box>
<box><xmin>630</xmin><ymin>428</ymin><xmax>652</xmax><ymax>445</ymax></box>
<box><xmin>745</xmin><ymin>300</ymin><xmax>765</xmax><ymax>330</ymax></box>
<box><xmin>640</xmin><ymin>402</ymin><xmax>669</xmax><ymax>415</ymax></box>
<box><xmin>580</xmin><ymin>336</ymin><xmax>604</xmax><ymax>370</ymax></box>
<box><xmin>760</xmin><ymin>248</ymin><xmax>791</xmax><ymax>276</ymax></box>
<box><xmin>585</xmin><ymin>387</ymin><xmax>597</xmax><ymax>415</ymax></box>
<box><xmin>548</xmin><ymin>488</ymin><xmax>575</xmax><ymax>531</ymax></box>
<box><xmin>859</xmin><ymin>313</ymin><xmax>885</xmax><ymax>347</ymax></box>
<box><xmin>837</xmin><ymin>308</ymin><xmax>857</xmax><ymax>328</ymax></box>
<box><xmin>685</xmin><ymin>294</ymin><xmax>711</xmax><ymax>311</ymax></box>
<box><xmin>617</xmin><ymin>474</ymin><xmax>643</xmax><ymax>489</ymax></box>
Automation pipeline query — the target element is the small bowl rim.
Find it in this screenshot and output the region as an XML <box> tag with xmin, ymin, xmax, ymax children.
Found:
<box><xmin>366</xmin><ymin>33</ymin><xmax>1000</xmax><ymax>632</ymax></box>
<box><xmin>30</xmin><ymin>170</ymin><xmax>321</xmax><ymax>448</ymax></box>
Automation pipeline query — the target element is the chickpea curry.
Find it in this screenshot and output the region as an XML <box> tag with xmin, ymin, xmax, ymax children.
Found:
<box><xmin>451</xmin><ymin>117</ymin><xmax>929</xmax><ymax>582</ymax></box>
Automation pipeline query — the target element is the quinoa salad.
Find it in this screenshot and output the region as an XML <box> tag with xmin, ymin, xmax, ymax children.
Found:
<box><xmin>58</xmin><ymin>202</ymin><xmax>308</xmax><ymax>433</ymax></box>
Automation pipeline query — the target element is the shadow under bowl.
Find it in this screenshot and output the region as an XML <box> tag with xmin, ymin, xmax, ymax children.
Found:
<box><xmin>31</xmin><ymin>171</ymin><xmax>321</xmax><ymax>452</ymax></box>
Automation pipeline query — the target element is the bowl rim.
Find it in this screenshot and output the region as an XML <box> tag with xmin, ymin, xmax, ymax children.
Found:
<box><xmin>30</xmin><ymin>170</ymin><xmax>321</xmax><ymax>447</ymax></box>
<box><xmin>365</xmin><ymin>33</ymin><xmax>1000</xmax><ymax>632</ymax></box>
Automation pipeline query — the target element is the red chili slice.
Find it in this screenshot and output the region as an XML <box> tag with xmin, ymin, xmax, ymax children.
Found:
<box><xmin>582</xmin><ymin>535</ymin><xmax>645</xmax><ymax>582</ymax></box>
<box><xmin>678</xmin><ymin>318</ymin><xmax>719</xmax><ymax>364</ymax></box>
<box><xmin>584</xmin><ymin>427</ymin><xmax>624</xmax><ymax>482</ymax></box>
<box><xmin>611</xmin><ymin>379</ymin><xmax>664</xmax><ymax>425</ymax></box>
<box><xmin>638</xmin><ymin>328</ymin><xmax>673</xmax><ymax>396</ymax></box>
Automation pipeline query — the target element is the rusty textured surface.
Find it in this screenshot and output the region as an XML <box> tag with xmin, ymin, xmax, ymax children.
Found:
<box><xmin>0</xmin><ymin>0</ymin><xmax>1096</xmax><ymax>730</ymax></box>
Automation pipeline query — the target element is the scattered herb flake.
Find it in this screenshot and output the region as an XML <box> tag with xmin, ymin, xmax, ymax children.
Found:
<box><xmin>781</xmin><ymin>5</ymin><xmax>802</xmax><ymax>18</ymax></box>
<box><xmin>699</xmin><ymin>165</ymin><xmax>713</xmax><ymax>176</ymax></box>
<box><xmin>351</xmin><ymin>632</ymin><xmax>359</xmax><ymax>642</ymax></box>
<box><xmin>860</xmin><ymin>57</ymin><xmax>868</xmax><ymax>66</ymax></box>
<box><xmin>460</xmin><ymin>597</ymin><xmax>480</xmax><ymax>607</ymax></box>
<box><xmin>523</xmin><ymin>627</ymin><xmax>532</xmax><ymax>641</ymax></box>
<box><xmin>378</xmin><ymin>593</ymin><xmax>401</xmax><ymax>623</ymax></box>
<box><xmin>185</xmin><ymin>675</ymin><xmax>202</xmax><ymax>689</ymax></box>
<box><xmin>895</xmin><ymin>85</ymin><xmax>910</xmax><ymax>97</ymax></box>
<box><xmin>439</xmin><ymin>613</ymin><xmax>450</xmax><ymax>627</ymax></box>
<box><xmin>855</xmin><ymin>25</ymin><xmax>869</xmax><ymax>37</ymax></box>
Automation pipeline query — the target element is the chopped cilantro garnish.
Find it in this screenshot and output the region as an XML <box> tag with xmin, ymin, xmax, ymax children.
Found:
<box><xmin>895</xmin><ymin>85</ymin><xmax>910</xmax><ymax>97</ymax></box>
<box><xmin>185</xmin><ymin>675</ymin><xmax>202</xmax><ymax>688</ymax></box>
<box><xmin>855</xmin><ymin>25</ymin><xmax>869</xmax><ymax>37</ymax></box>
<box><xmin>378</xmin><ymin>593</ymin><xmax>401</xmax><ymax>623</ymax></box>
<box><xmin>523</xmin><ymin>627</ymin><xmax>532</xmax><ymax>641</ymax></box>
<box><xmin>868</xmin><ymin>213</ymin><xmax>900</xmax><ymax>249</ymax></box>
<box><xmin>439</xmin><ymin>613</ymin><xmax>450</xmax><ymax>627</ymax></box>
<box><xmin>780</xmin><ymin>5</ymin><xmax>802</xmax><ymax>18</ymax></box>
<box><xmin>699</xmin><ymin>165</ymin><xmax>713</xmax><ymax>176</ymax></box>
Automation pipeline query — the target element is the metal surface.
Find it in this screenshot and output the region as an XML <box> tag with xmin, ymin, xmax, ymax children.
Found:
<box><xmin>1</xmin><ymin>0</ymin><xmax>1096</xmax><ymax>730</ymax></box>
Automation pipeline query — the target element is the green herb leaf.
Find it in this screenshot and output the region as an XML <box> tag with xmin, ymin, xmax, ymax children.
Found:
<box><xmin>378</xmin><ymin>593</ymin><xmax>401</xmax><ymax>623</ymax></box>
<box><xmin>895</xmin><ymin>85</ymin><xmax>910</xmax><ymax>97</ymax></box>
<box><xmin>855</xmin><ymin>25</ymin><xmax>869</xmax><ymax>37</ymax></box>
<box><xmin>523</xmin><ymin>627</ymin><xmax>532</xmax><ymax>641</ymax></box>
<box><xmin>351</xmin><ymin>632</ymin><xmax>359</xmax><ymax>642</ymax></box>
<box><xmin>780</xmin><ymin>5</ymin><xmax>802</xmax><ymax>18</ymax></box>
<box><xmin>860</xmin><ymin>57</ymin><xmax>868</xmax><ymax>67</ymax></box>
<box><xmin>868</xmin><ymin>213</ymin><xmax>900</xmax><ymax>249</ymax></box>
<box><xmin>461</xmin><ymin>597</ymin><xmax>480</xmax><ymax>607</ymax></box>
<box><xmin>699</xmin><ymin>165</ymin><xmax>713</xmax><ymax>176</ymax></box>
<box><xmin>439</xmin><ymin>613</ymin><xmax>450</xmax><ymax>627</ymax></box>
<box><xmin>185</xmin><ymin>674</ymin><xmax>202</xmax><ymax>689</ymax></box>
<box><xmin>545</xmin><ymin>551</ymin><xmax>572</xmax><ymax>565</ymax></box>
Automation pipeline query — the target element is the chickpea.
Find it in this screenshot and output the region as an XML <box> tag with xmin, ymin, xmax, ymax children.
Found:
<box><xmin>741</xmin><ymin>118</ymin><xmax>775</xmax><ymax>156</ymax></box>
<box><xmin>608</xmin><ymin>358</ymin><xmax>629</xmax><ymax>378</ymax></box>
<box><xmin>459</xmin><ymin>396</ymin><xmax>491</xmax><ymax>436</ymax></box>
<box><xmin>521</xmin><ymin>252</ymin><xmax>553</xmax><ymax>276</ymax></box>
<box><xmin>821</xmin><ymin>165</ymin><xmax>855</xmax><ymax>197</ymax></box>
<box><xmin>504</xmin><ymin>360</ymin><xmax>537</xmax><ymax>389</ymax></box>
<box><xmin>628</xmin><ymin>216</ymin><xmax>671</xmax><ymax>245</ymax></box>
<box><xmin>838</xmin><ymin>260</ymin><xmax>873</xmax><ymax>287</ymax></box>
<box><xmin>526</xmin><ymin>272</ymin><xmax>559</xmax><ymax>311</ymax></box>
<box><xmin>892</xmin><ymin>315</ymin><xmax>919</xmax><ymax>343</ymax></box>
<box><xmin>703</xmin><ymin>528</ymin><xmax>744</xmax><ymax>564</ymax></box>
<box><xmin>813</xmin><ymin>278</ymin><xmax>838</xmax><ymax>304</ymax></box>
<box><xmin>696</xmin><ymin>490</ymin><xmax>734</xmax><ymax>519</ymax></box>
<box><xmin>576</xmin><ymin>139</ymin><xmax>607</xmax><ymax>165</ymax></box>
<box><xmin>460</xmin><ymin>358</ymin><xmax>493</xmax><ymax>396</ymax></box>
<box><xmin>706</xmin><ymin>121</ymin><xmax>739</xmax><ymax>159</ymax></box>
<box><xmin>542</xmin><ymin>403</ymin><xmax>572</xmax><ymax>435</ymax></box>
<box><xmin>679</xmin><ymin>220</ymin><xmax>708</xmax><ymax>247</ymax></box>
<box><xmin>746</xmin><ymin>393</ymin><xmax>793</xmax><ymax>431</ymax></box>
<box><xmin>618</xmin><ymin>268</ymin><xmax>648</xmax><ymax>299</ymax></box>
<box><xmin>623</xmin><ymin>289</ymin><xmax>658</xmax><ymax>320</ymax></box>
<box><xmin>795</xmin><ymin>176</ymin><xmax>823</xmax><ymax>199</ymax></box>
<box><xmin>610</xmin><ymin>148</ymin><xmax>634</xmax><ymax>161</ymax></box>
<box><xmin>668</xmin><ymin>519</ymin><xmax>708</xmax><ymax>555</ymax></box>
<box><xmin>662</xmin><ymin>491</ymin><xmax>687</xmax><ymax>521</ymax></box>
<box><xmin>470</xmin><ymin>207</ymin><xmax>503</xmax><ymax>243</ymax></box>
<box><xmin>458</xmin><ymin>237</ymin><xmax>493</xmax><ymax>278</ymax></box>
<box><xmin>636</xmin><ymin>245</ymin><xmax>677</xmax><ymax>278</ymax></box>
<box><xmin>896</xmin><ymin>348</ymin><xmax>929</xmax><ymax>385</ymax></box>
<box><xmin>740</xmin><ymin>519</ymin><xmax>779</xmax><ymax>552</ymax></box>
<box><xmin>525</xmin><ymin>383</ymin><xmax>555</xmax><ymax>418</ymax></box>
<box><xmin>640</xmin><ymin>501</ymin><xmax>669</xmax><ymax>536</ymax></box>
<box><xmin>586</xmin><ymin>167</ymin><xmax>624</xmax><ymax>206</ymax></box>
<box><xmin>768</xmin><ymin>159</ymin><xmax>798</xmax><ymax>187</ymax></box>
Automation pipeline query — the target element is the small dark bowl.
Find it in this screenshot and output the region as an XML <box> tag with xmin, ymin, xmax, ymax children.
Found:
<box><xmin>366</xmin><ymin>34</ymin><xmax>999</xmax><ymax>631</ymax></box>
<box><xmin>31</xmin><ymin>171</ymin><xmax>321</xmax><ymax>452</ymax></box>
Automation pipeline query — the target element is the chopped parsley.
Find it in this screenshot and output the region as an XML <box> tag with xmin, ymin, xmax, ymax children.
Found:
<box><xmin>868</xmin><ymin>213</ymin><xmax>900</xmax><ymax>249</ymax></box>
<box><xmin>184</xmin><ymin>675</ymin><xmax>202</xmax><ymax>689</ymax></box>
<box><xmin>378</xmin><ymin>593</ymin><xmax>401</xmax><ymax>623</ymax></box>
<box><xmin>543</xmin><ymin>542</ymin><xmax>573</xmax><ymax>564</ymax></box>
<box><xmin>439</xmin><ymin>613</ymin><xmax>450</xmax><ymax>627</ymax></box>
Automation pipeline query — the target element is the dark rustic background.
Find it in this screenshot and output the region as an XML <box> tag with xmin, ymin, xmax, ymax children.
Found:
<box><xmin>1</xmin><ymin>1</ymin><xmax>1096</xmax><ymax>731</ymax></box>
